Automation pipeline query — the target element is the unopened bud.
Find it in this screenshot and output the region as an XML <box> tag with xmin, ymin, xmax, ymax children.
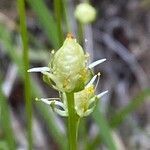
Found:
<box><xmin>74</xmin><ymin>3</ymin><xmax>96</xmax><ymax>24</ymax></box>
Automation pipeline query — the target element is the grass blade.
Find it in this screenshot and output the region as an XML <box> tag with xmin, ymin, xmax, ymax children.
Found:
<box><xmin>27</xmin><ymin>0</ymin><xmax>59</xmax><ymax>48</ymax></box>
<box><xmin>92</xmin><ymin>107</ymin><xmax>117</xmax><ymax>150</ymax></box>
<box><xmin>0</xmin><ymin>140</ymin><xmax>9</xmax><ymax>150</ymax></box>
<box><xmin>54</xmin><ymin>0</ymin><xmax>64</xmax><ymax>46</ymax></box>
<box><xmin>0</xmin><ymin>79</ymin><xmax>16</xmax><ymax>150</ymax></box>
<box><xmin>110</xmin><ymin>88</ymin><xmax>150</xmax><ymax>128</ymax></box>
<box><xmin>61</xmin><ymin>0</ymin><xmax>71</xmax><ymax>32</ymax></box>
<box><xmin>17</xmin><ymin>0</ymin><xmax>32</xmax><ymax>149</ymax></box>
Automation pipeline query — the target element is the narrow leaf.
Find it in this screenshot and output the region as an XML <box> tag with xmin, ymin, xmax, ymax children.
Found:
<box><xmin>92</xmin><ymin>107</ymin><xmax>117</xmax><ymax>150</ymax></box>
<box><xmin>110</xmin><ymin>88</ymin><xmax>150</xmax><ymax>128</ymax></box>
<box><xmin>27</xmin><ymin>0</ymin><xmax>59</xmax><ymax>48</ymax></box>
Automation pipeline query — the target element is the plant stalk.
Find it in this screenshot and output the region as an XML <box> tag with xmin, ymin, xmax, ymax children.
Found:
<box><xmin>66</xmin><ymin>92</ymin><xmax>79</xmax><ymax>150</ymax></box>
<box><xmin>62</xmin><ymin>0</ymin><xmax>71</xmax><ymax>32</ymax></box>
<box><xmin>77</xmin><ymin>21</ymin><xmax>84</xmax><ymax>46</ymax></box>
<box><xmin>54</xmin><ymin>0</ymin><xmax>64</xmax><ymax>46</ymax></box>
<box><xmin>17</xmin><ymin>0</ymin><xmax>32</xmax><ymax>149</ymax></box>
<box><xmin>0</xmin><ymin>78</ymin><xmax>16</xmax><ymax>150</ymax></box>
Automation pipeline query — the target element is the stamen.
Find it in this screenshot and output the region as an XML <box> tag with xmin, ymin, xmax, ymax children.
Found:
<box><xmin>97</xmin><ymin>90</ymin><xmax>108</xmax><ymax>99</ymax></box>
<box><xmin>39</xmin><ymin>98</ymin><xmax>66</xmax><ymax>110</ymax></box>
<box><xmin>51</xmin><ymin>50</ymin><xmax>55</xmax><ymax>54</ymax></box>
<box><xmin>54</xmin><ymin>101</ymin><xmax>66</xmax><ymax>110</ymax></box>
<box><xmin>41</xmin><ymin>98</ymin><xmax>60</xmax><ymax>101</ymax></box>
<box><xmin>54</xmin><ymin>108</ymin><xmax>68</xmax><ymax>117</ymax></box>
<box><xmin>84</xmin><ymin>107</ymin><xmax>95</xmax><ymax>116</ymax></box>
<box><xmin>95</xmin><ymin>72</ymin><xmax>100</xmax><ymax>90</ymax></box>
<box><xmin>88</xmin><ymin>58</ymin><xmax>106</xmax><ymax>69</ymax></box>
<box><xmin>35</xmin><ymin>97</ymin><xmax>40</xmax><ymax>101</ymax></box>
<box><xmin>86</xmin><ymin>72</ymin><xmax>100</xmax><ymax>88</ymax></box>
<box><xmin>40</xmin><ymin>98</ymin><xmax>52</xmax><ymax>105</ymax></box>
<box><xmin>27</xmin><ymin>67</ymin><xmax>50</xmax><ymax>72</ymax></box>
<box><xmin>86</xmin><ymin>74</ymin><xmax>97</xmax><ymax>87</ymax></box>
<box><xmin>85</xmin><ymin>39</ymin><xmax>88</xmax><ymax>43</ymax></box>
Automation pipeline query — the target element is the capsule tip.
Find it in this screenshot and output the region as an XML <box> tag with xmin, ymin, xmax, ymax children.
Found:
<box><xmin>67</xmin><ymin>33</ymin><xmax>74</xmax><ymax>39</ymax></box>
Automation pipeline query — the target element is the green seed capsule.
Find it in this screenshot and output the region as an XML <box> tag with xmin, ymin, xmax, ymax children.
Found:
<box><xmin>50</xmin><ymin>33</ymin><xmax>90</xmax><ymax>92</ymax></box>
<box><xmin>75</xmin><ymin>85</ymin><xmax>95</xmax><ymax>117</ymax></box>
<box><xmin>74</xmin><ymin>3</ymin><xmax>96</xmax><ymax>24</ymax></box>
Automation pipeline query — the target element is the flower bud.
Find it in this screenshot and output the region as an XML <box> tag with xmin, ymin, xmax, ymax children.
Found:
<box><xmin>75</xmin><ymin>85</ymin><xmax>95</xmax><ymax>117</ymax></box>
<box><xmin>74</xmin><ymin>73</ymin><xmax>108</xmax><ymax>117</ymax></box>
<box><xmin>49</xmin><ymin>33</ymin><xmax>91</xmax><ymax>92</ymax></box>
<box><xmin>74</xmin><ymin>3</ymin><xmax>96</xmax><ymax>24</ymax></box>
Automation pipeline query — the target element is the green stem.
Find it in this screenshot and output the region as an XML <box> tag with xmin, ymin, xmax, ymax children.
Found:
<box><xmin>62</xmin><ymin>0</ymin><xmax>71</xmax><ymax>32</ymax></box>
<box><xmin>0</xmin><ymin>78</ymin><xmax>16</xmax><ymax>150</ymax></box>
<box><xmin>77</xmin><ymin>21</ymin><xmax>84</xmax><ymax>46</ymax></box>
<box><xmin>79</xmin><ymin>118</ymin><xmax>88</xmax><ymax>149</ymax></box>
<box><xmin>66</xmin><ymin>92</ymin><xmax>79</xmax><ymax>150</ymax></box>
<box><xmin>27</xmin><ymin>0</ymin><xmax>59</xmax><ymax>48</ymax></box>
<box><xmin>54</xmin><ymin>0</ymin><xmax>64</xmax><ymax>46</ymax></box>
<box><xmin>17</xmin><ymin>0</ymin><xmax>32</xmax><ymax>149</ymax></box>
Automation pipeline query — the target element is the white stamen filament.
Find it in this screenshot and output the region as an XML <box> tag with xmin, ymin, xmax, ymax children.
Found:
<box><xmin>27</xmin><ymin>67</ymin><xmax>50</xmax><ymax>72</ymax></box>
<box><xmin>86</xmin><ymin>74</ymin><xmax>97</xmax><ymax>87</ymax></box>
<box><xmin>40</xmin><ymin>98</ymin><xmax>51</xmax><ymax>105</ymax></box>
<box><xmin>85</xmin><ymin>39</ymin><xmax>88</xmax><ymax>43</ymax></box>
<box><xmin>40</xmin><ymin>98</ymin><xmax>66</xmax><ymax>110</ymax></box>
<box><xmin>84</xmin><ymin>107</ymin><xmax>95</xmax><ymax>116</ymax></box>
<box><xmin>54</xmin><ymin>108</ymin><xmax>68</xmax><ymax>117</ymax></box>
<box><xmin>95</xmin><ymin>72</ymin><xmax>100</xmax><ymax>90</ymax></box>
<box><xmin>41</xmin><ymin>98</ymin><xmax>60</xmax><ymax>101</ymax></box>
<box><xmin>86</xmin><ymin>72</ymin><xmax>100</xmax><ymax>88</ymax></box>
<box><xmin>97</xmin><ymin>90</ymin><xmax>108</xmax><ymax>99</ymax></box>
<box><xmin>54</xmin><ymin>101</ymin><xmax>66</xmax><ymax>110</ymax></box>
<box><xmin>88</xmin><ymin>58</ymin><xmax>106</xmax><ymax>69</ymax></box>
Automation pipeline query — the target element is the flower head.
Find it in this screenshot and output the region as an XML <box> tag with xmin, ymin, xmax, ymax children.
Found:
<box><xmin>74</xmin><ymin>73</ymin><xmax>108</xmax><ymax>117</ymax></box>
<box><xmin>35</xmin><ymin>73</ymin><xmax>108</xmax><ymax>117</ymax></box>
<box><xmin>49</xmin><ymin>33</ymin><xmax>90</xmax><ymax>92</ymax></box>
<box><xmin>74</xmin><ymin>3</ymin><xmax>96</xmax><ymax>24</ymax></box>
<box><xmin>28</xmin><ymin>33</ymin><xmax>107</xmax><ymax>117</ymax></box>
<box><xmin>28</xmin><ymin>34</ymin><xmax>106</xmax><ymax>93</ymax></box>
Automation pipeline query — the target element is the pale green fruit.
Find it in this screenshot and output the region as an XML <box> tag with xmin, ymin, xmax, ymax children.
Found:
<box><xmin>74</xmin><ymin>85</ymin><xmax>95</xmax><ymax>117</ymax></box>
<box><xmin>50</xmin><ymin>34</ymin><xmax>91</xmax><ymax>92</ymax></box>
<box><xmin>74</xmin><ymin>3</ymin><xmax>96</xmax><ymax>24</ymax></box>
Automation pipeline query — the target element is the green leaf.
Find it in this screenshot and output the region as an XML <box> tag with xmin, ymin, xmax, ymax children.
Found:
<box><xmin>54</xmin><ymin>0</ymin><xmax>64</xmax><ymax>46</ymax></box>
<box><xmin>27</xmin><ymin>0</ymin><xmax>59</xmax><ymax>48</ymax></box>
<box><xmin>17</xmin><ymin>0</ymin><xmax>32</xmax><ymax>148</ymax></box>
<box><xmin>0</xmin><ymin>141</ymin><xmax>9</xmax><ymax>150</ymax></box>
<box><xmin>110</xmin><ymin>88</ymin><xmax>150</xmax><ymax>128</ymax></box>
<box><xmin>92</xmin><ymin>107</ymin><xmax>117</xmax><ymax>150</ymax></box>
<box><xmin>0</xmin><ymin>78</ymin><xmax>16</xmax><ymax>150</ymax></box>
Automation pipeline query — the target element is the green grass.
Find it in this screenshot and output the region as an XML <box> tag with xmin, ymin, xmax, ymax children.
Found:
<box><xmin>90</xmin><ymin>88</ymin><xmax>150</xmax><ymax>149</ymax></box>
<box><xmin>27</xmin><ymin>0</ymin><xmax>59</xmax><ymax>48</ymax></box>
<box><xmin>0</xmin><ymin>78</ymin><xmax>16</xmax><ymax>150</ymax></box>
<box><xmin>54</xmin><ymin>0</ymin><xmax>64</xmax><ymax>46</ymax></box>
<box><xmin>92</xmin><ymin>107</ymin><xmax>117</xmax><ymax>150</ymax></box>
<box><xmin>17</xmin><ymin>0</ymin><xmax>32</xmax><ymax>149</ymax></box>
<box><xmin>110</xmin><ymin>88</ymin><xmax>150</xmax><ymax>128</ymax></box>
